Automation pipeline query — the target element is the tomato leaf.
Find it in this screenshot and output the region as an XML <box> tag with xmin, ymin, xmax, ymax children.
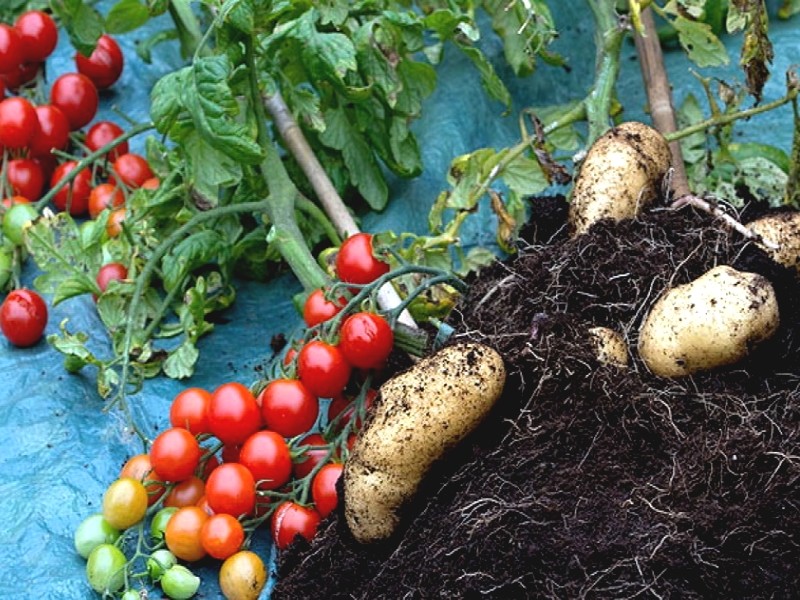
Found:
<box><xmin>105</xmin><ymin>0</ymin><xmax>151</xmax><ymax>34</ymax></box>
<box><xmin>50</xmin><ymin>0</ymin><xmax>104</xmax><ymax>56</ymax></box>
<box><xmin>183</xmin><ymin>131</ymin><xmax>243</xmax><ymax>207</ymax></box>
<box><xmin>162</xmin><ymin>230</ymin><xmax>229</xmax><ymax>292</ymax></box>
<box><xmin>163</xmin><ymin>341</ymin><xmax>199</xmax><ymax>379</ymax></box>
<box><xmin>457</xmin><ymin>45</ymin><xmax>512</xmax><ymax>110</ymax></box>
<box><xmin>727</xmin><ymin>0</ymin><xmax>774</xmax><ymax>101</ymax></box>
<box><xmin>671</xmin><ymin>14</ymin><xmax>729</xmax><ymax>68</ymax></box>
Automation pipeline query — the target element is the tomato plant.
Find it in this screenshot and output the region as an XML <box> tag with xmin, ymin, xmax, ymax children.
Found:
<box><xmin>73</xmin><ymin>514</ymin><xmax>120</xmax><ymax>560</ymax></box>
<box><xmin>6</xmin><ymin>159</ymin><xmax>44</xmax><ymax>201</ymax></box>
<box><xmin>339</xmin><ymin>312</ymin><xmax>394</xmax><ymax>369</ymax></box>
<box><xmin>14</xmin><ymin>10</ymin><xmax>58</xmax><ymax>63</ymax></box>
<box><xmin>75</xmin><ymin>34</ymin><xmax>123</xmax><ymax>90</ymax></box>
<box><xmin>106</xmin><ymin>207</ymin><xmax>126</xmax><ymax>237</ymax></box>
<box><xmin>2</xmin><ymin>202</ymin><xmax>36</xmax><ymax>246</ymax></box>
<box><xmin>164</xmin><ymin>476</ymin><xmax>206</xmax><ymax>508</ymax></box>
<box><xmin>85</xmin><ymin>120</ymin><xmax>129</xmax><ymax>161</ymax></box>
<box><xmin>88</xmin><ymin>183</ymin><xmax>124</xmax><ymax>219</ymax></box>
<box><xmin>165</xmin><ymin>506</ymin><xmax>209</xmax><ymax>562</ymax></box>
<box><xmin>312</xmin><ymin>463</ymin><xmax>344</xmax><ymax>518</ymax></box>
<box><xmin>50</xmin><ymin>72</ymin><xmax>98</xmax><ymax>130</ymax></box>
<box><xmin>50</xmin><ymin>161</ymin><xmax>92</xmax><ymax>215</ymax></box>
<box><xmin>0</xmin><ymin>288</ymin><xmax>47</xmax><ymax>347</ymax></box>
<box><xmin>119</xmin><ymin>453</ymin><xmax>166</xmax><ymax>506</ymax></box>
<box><xmin>112</xmin><ymin>153</ymin><xmax>154</xmax><ymax>189</ymax></box>
<box><xmin>270</xmin><ymin>501</ymin><xmax>321</xmax><ymax>550</ymax></box>
<box><xmin>303</xmin><ymin>288</ymin><xmax>345</xmax><ymax>327</ymax></box>
<box><xmin>86</xmin><ymin>543</ymin><xmax>126</xmax><ymax>594</ymax></box>
<box><xmin>150</xmin><ymin>427</ymin><xmax>201</xmax><ymax>482</ymax></box>
<box><xmin>170</xmin><ymin>387</ymin><xmax>212</xmax><ymax>434</ymax></box>
<box><xmin>95</xmin><ymin>262</ymin><xmax>128</xmax><ymax>294</ymax></box>
<box><xmin>200</xmin><ymin>513</ymin><xmax>244</xmax><ymax>560</ymax></box>
<box><xmin>258</xmin><ymin>378</ymin><xmax>319</xmax><ymax>438</ymax></box>
<box><xmin>150</xmin><ymin>507</ymin><xmax>178</xmax><ymax>541</ymax></box>
<box><xmin>297</xmin><ymin>340</ymin><xmax>351</xmax><ymax>399</ymax></box>
<box><xmin>238</xmin><ymin>430</ymin><xmax>292</xmax><ymax>491</ymax></box>
<box><xmin>208</xmin><ymin>382</ymin><xmax>262</xmax><ymax>445</ymax></box>
<box><xmin>205</xmin><ymin>463</ymin><xmax>256</xmax><ymax>518</ymax></box>
<box><xmin>292</xmin><ymin>433</ymin><xmax>329</xmax><ymax>479</ymax></box>
<box><xmin>102</xmin><ymin>477</ymin><xmax>148</xmax><ymax>530</ymax></box>
<box><xmin>29</xmin><ymin>105</ymin><xmax>70</xmax><ymax>158</ymax></box>
<box><xmin>0</xmin><ymin>96</ymin><xmax>37</xmax><ymax>148</ymax></box>
<box><xmin>336</xmin><ymin>233</ymin><xmax>390</xmax><ymax>285</ymax></box>
<box><xmin>0</xmin><ymin>24</ymin><xmax>22</xmax><ymax>74</ymax></box>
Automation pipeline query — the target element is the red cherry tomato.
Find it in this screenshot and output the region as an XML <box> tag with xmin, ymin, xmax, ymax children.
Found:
<box><xmin>50</xmin><ymin>73</ymin><xmax>98</xmax><ymax>130</ymax></box>
<box><xmin>32</xmin><ymin>155</ymin><xmax>57</xmax><ymax>181</ymax></box>
<box><xmin>141</xmin><ymin>177</ymin><xmax>160</xmax><ymax>190</ymax></box>
<box><xmin>221</xmin><ymin>444</ymin><xmax>241</xmax><ymax>464</ymax></box>
<box><xmin>6</xmin><ymin>159</ymin><xmax>44</xmax><ymax>201</ymax></box>
<box><xmin>29</xmin><ymin>105</ymin><xmax>70</xmax><ymax>158</ymax></box>
<box><xmin>339</xmin><ymin>312</ymin><xmax>394</xmax><ymax>369</ymax></box>
<box><xmin>0</xmin><ymin>77</ymin><xmax>4</xmax><ymax>98</ymax></box>
<box><xmin>1</xmin><ymin>61</ymin><xmax>39</xmax><ymax>90</ymax></box>
<box><xmin>303</xmin><ymin>288</ymin><xmax>345</xmax><ymax>327</ymax></box>
<box><xmin>200</xmin><ymin>513</ymin><xmax>244</xmax><ymax>560</ymax></box>
<box><xmin>297</xmin><ymin>341</ymin><xmax>351</xmax><ymax>399</ymax></box>
<box><xmin>164</xmin><ymin>476</ymin><xmax>206</xmax><ymax>508</ymax></box>
<box><xmin>205</xmin><ymin>463</ymin><xmax>256</xmax><ymax>518</ymax></box>
<box><xmin>85</xmin><ymin>120</ymin><xmax>128</xmax><ymax>162</ymax></box>
<box><xmin>170</xmin><ymin>388</ymin><xmax>212</xmax><ymax>435</ymax></box>
<box><xmin>106</xmin><ymin>208</ymin><xmax>126</xmax><ymax>238</ymax></box>
<box><xmin>0</xmin><ymin>288</ymin><xmax>47</xmax><ymax>347</ymax></box>
<box><xmin>271</xmin><ymin>502</ymin><xmax>321</xmax><ymax>550</ymax></box>
<box><xmin>0</xmin><ymin>97</ymin><xmax>38</xmax><ymax>148</ymax></box>
<box><xmin>96</xmin><ymin>262</ymin><xmax>128</xmax><ymax>293</ymax></box>
<box><xmin>208</xmin><ymin>382</ymin><xmax>263</xmax><ymax>446</ymax></box>
<box><xmin>311</xmin><ymin>463</ymin><xmax>343</xmax><ymax>518</ymax></box>
<box><xmin>50</xmin><ymin>160</ymin><xmax>92</xmax><ymax>216</ymax></box>
<box><xmin>112</xmin><ymin>153</ymin><xmax>154</xmax><ymax>189</ymax></box>
<box><xmin>238</xmin><ymin>430</ymin><xmax>292</xmax><ymax>491</ymax></box>
<box><xmin>258</xmin><ymin>379</ymin><xmax>319</xmax><ymax>438</ymax></box>
<box><xmin>335</xmin><ymin>233</ymin><xmax>390</xmax><ymax>285</ymax></box>
<box><xmin>75</xmin><ymin>34</ymin><xmax>123</xmax><ymax>90</ymax></box>
<box><xmin>88</xmin><ymin>183</ymin><xmax>124</xmax><ymax>219</ymax></box>
<box><xmin>327</xmin><ymin>388</ymin><xmax>377</xmax><ymax>432</ymax></box>
<box><xmin>14</xmin><ymin>11</ymin><xmax>58</xmax><ymax>63</ymax></box>
<box><xmin>0</xmin><ymin>25</ymin><xmax>22</xmax><ymax>74</ymax></box>
<box><xmin>165</xmin><ymin>506</ymin><xmax>208</xmax><ymax>562</ymax></box>
<box><xmin>150</xmin><ymin>427</ymin><xmax>202</xmax><ymax>482</ymax></box>
<box><xmin>292</xmin><ymin>433</ymin><xmax>329</xmax><ymax>479</ymax></box>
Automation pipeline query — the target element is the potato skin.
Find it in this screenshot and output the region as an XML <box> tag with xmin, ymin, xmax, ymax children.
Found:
<box><xmin>569</xmin><ymin>122</ymin><xmax>671</xmax><ymax>236</ymax></box>
<box><xmin>344</xmin><ymin>343</ymin><xmax>506</xmax><ymax>544</ymax></box>
<box><xmin>638</xmin><ymin>265</ymin><xmax>779</xmax><ymax>377</ymax></box>
<box><xmin>747</xmin><ymin>212</ymin><xmax>800</xmax><ymax>274</ymax></box>
<box><xmin>588</xmin><ymin>326</ymin><xmax>629</xmax><ymax>367</ymax></box>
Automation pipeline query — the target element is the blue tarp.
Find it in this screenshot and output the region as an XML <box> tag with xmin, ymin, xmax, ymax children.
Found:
<box><xmin>0</xmin><ymin>2</ymin><xmax>797</xmax><ymax>598</ymax></box>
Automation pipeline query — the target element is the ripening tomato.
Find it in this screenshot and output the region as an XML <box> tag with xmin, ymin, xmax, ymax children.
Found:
<box><xmin>205</xmin><ymin>463</ymin><xmax>256</xmax><ymax>518</ymax></box>
<box><xmin>297</xmin><ymin>341</ymin><xmax>351</xmax><ymax>399</ymax></box>
<box><xmin>0</xmin><ymin>195</ymin><xmax>29</xmax><ymax>209</ymax></box>
<box><xmin>112</xmin><ymin>153</ymin><xmax>154</xmax><ymax>189</ymax></box>
<box><xmin>0</xmin><ymin>97</ymin><xmax>38</xmax><ymax>148</ymax></box>
<box><xmin>29</xmin><ymin>105</ymin><xmax>70</xmax><ymax>157</ymax></box>
<box><xmin>208</xmin><ymin>382</ymin><xmax>262</xmax><ymax>446</ymax></box>
<box><xmin>1</xmin><ymin>61</ymin><xmax>38</xmax><ymax>91</ymax></box>
<box><xmin>88</xmin><ymin>183</ymin><xmax>124</xmax><ymax>219</ymax></box>
<box><xmin>106</xmin><ymin>207</ymin><xmax>126</xmax><ymax>237</ymax></box>
<box><xmin>14</xmin><ymin>11</ymin><xmax>58</xmax><ymax>63</ymax></box>
<box><xmin>335</xmin><ymin>233</ymin><xmax>390</xmax><ymax>285</ymax></box>
<box><xmin>0</xmin><ymin>25</ymin><xmax>22</xmax><ymax>74</ymax></box>
<box><xmin>292</xmin><ymin>433</ymin><xmax>329</xmax><ymax>479</ymax></box>
<box><xmin>164</xmin><ymin>476</ymin><xmax>206</xmax><ymax>508</ymax></box>
<box><xmin>339</xmin><ymin>312</ymin><xmax>394</xmax><ymax>369</ymax></box>
<box><xmin>258</xmin><ymin>379</ymin><xmax>319</xmax><ymax>438</ymax></box>
<box><xmin>311</xmin><ymin>463</ymin><xmax>343</xmax><ymax>518</ymax></box>
<box><xmin>165</xmin><ymin>506</ymin><xmax>209</xmax><ymax>562</ymax></box>
<box><xmin>95</xmin><ymin>262</ymin><xmax>128</xmax><ymax>294</ymax></box>
<box><xmin>102</xmin><ymin>477</ymin><xmax>148</xmax><ymax>530</ymax></box>
<box><xmin>271</xmin><ymin>502</ymin><xmax>321</xmax><ymax>550</ymax></box>
<box><xmin>170</xmin><ymin>387</ymin><xmax>212</xmax><ymax>435</ymax></box>
<box><xmin>196</xmin><ymin>495</ymin><xmax>214</xmax><ymax>516</ymax></box>
<box><xmin>200</xmin><ymin>514</ymin><xmax>244</xmax><ymax>560</ymax></box>
<box><xmin>75</xmin><ymin>34</ymin><xmax>123</xmax><ymax>90</ymax></box>
<box><xmin>50</xmin><ymin>161</ymin><xmax>92</xmax><ymax>216</ymax></box>
<box><xmin>303</xmin><ymin>288</ymin><xmax>345</xmax><ymax>327</ymax></box>
<box><xmin>238</xmin><ymin>430</ymin><xmax>292</xmax><ymax>491</ymax></box>
<box><xmin>119</xmin><ymin>453</ymin><xmax>166</xmax><ymax>506</ymax></box>
<box><xmin>150</xmin><ymin>427</ymin><xmax>202</xmax><ymax>482</ymax></box>
<box><xmin>50</xmin><ymin>72</ymin><xmax>98</xmax><ymax>130</ymax></box>
<box><xmin>6</xmin><ymin>159</ymin><xmax>44</xmax><ymax>201</ymax></box>
<box><xmin>0</xmin><ymin>288</ymin><xmax>47</xmax><ymax>347</ymax></box>
<box><xmin>141</xmin><ymin>177</ymin><xmax>160</xmax><ymax>190</ymax></box>
<box><xmin>85</xmin><ymin>120</ymin><xmax>128</xmax><ymax>161</ymax></box>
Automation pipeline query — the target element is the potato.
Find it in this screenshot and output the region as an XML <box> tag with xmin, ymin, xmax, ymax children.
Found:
<box><xmin>588</xmin><ymin>326</ymin><xmax>629</xmax><ymax>367</ymax></box>
<box><xmin>344</xmin><ymin>343</ymin><xmax>506</xmax><ymax>544</ymax></box>
<box><xmin>569</xmin><ymin>121</ymin><xmax>672</xmax><ymax>236</ymax></box>
<box><xmin>638</xmin><ymin>265</ymin><xmax>779</xmax><ymax>377</ymax></box>
<box><xmin>746</xmin><ymin>212</ymin><xmax>800</xmax><ymax>273</ymax></box>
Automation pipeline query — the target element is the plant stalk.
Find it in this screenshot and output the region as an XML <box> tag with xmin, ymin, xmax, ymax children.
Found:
<box><xmin>785</xmin><ymin>96</ymin><xmax>800</xmax><ymax>206</ymax></box>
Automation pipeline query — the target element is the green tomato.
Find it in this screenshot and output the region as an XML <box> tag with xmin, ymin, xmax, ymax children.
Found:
<box><xmin>0</xmin><ymin>246</ymin><xmax>12</xmax><ymax>290</ymax></box>
<box><xmin>150</xmin><ymin>506</ymin><xmax>178</xmax><ymax>541</ymax></box>
<box><xmin>121</xmin><ymin>590</ymin><xmax>141</xmax><ymax>600</ymax></box>
<box><xmin>86</xmin><ymin>543</ymin><xmax>127</xmax><ymax>594</ymax></box>
<box><xmin>147</xmin><ymin>548</ymin><xmax>177</xmax><ymax>581</ymax></box>
<box><xmin>160</xmin><ymin>565</ymin><xmax>200</xmax><ymax>599</ymax></box>
<box><xmin>2</xmin><ymin>204</ymin><xmax>38</xmax><ymax>246</ymax></box>
<box><xmin>74</xmin><ymin>514</ymin><xmax>121</xmax><ymax>559</ymax></box>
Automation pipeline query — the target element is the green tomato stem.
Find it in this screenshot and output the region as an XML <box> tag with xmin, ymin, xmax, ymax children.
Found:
<box><xmin>295</xmin><ymin>194</ymin><xmax>343</xmax><ymax>246</ymax></box>
<box><xmin>785</xmin><ymin>95</ymin><xmax>800</xmax><ymax>207</ymax></box>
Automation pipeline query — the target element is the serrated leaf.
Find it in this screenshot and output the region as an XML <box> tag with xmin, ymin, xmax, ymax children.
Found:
<box><xmin>151</xmin><ymin>69</ymin><xmax>189</xmax><ymax>132</ymax></box>
<box><xmin>163</xmin><ymin>341</ymin><xmax>199</xmax><ymax>379</ymax></box>
<box><xmin>183</xmin><ymin>131</ymin><xmax>243</xmax><ymax>206</ymax></box>
<box><xmin>51</xmin><ymin>0</ymin><xmax>104</xmax><ymax>56</ymax></box>
<box><xmin>736</xmin><ymin>156</ymin><xmax>788</xmax><ymax>204</ymax></box>
<box><xmin>317</xmin><ymin>0</ymin><xmax>349</xmax><ymax>26</ymax></box>
<box><xmin>457</xmin><ymin>45</ymin><xmax>511</xmax><ymax>109</ymax></box>
<box><xmin>672</xmin><ymin>15</ymin><xmax>729</xmax><ymax>68</ymax></box>
<box><xmin>482</xmin><ymin>0</ymin><xmax>557</xmax><ymax>77</ymax></box>
<box><xmin>278</xmin><ymin>11</ymin><xmax>357</xmax><ymax>84</ymax></box>
<box><xmin>503</xmin><ymin>155</ymin><xmax>549</xmax><ymax>196</ymax></box>
<box><xmin>288</xmin><ymin>87</ymin><xmax>325</xmax><ymax>132</ymax></box>
<box><xmin>96</xmin><ymin>293</ymin><xmax>128</xmax><ymax>334</ymax></box>
<box><xmin>676</xmin><ymin>93</ymin><xmax>706</xmax><ymax>164</ymax></box>
<box><xmin>53</xmin><ymin>277</ymin><xmax>96</xmax><ymax>305</ymax></box>
<box><xmin>226</xmin><ymin>0</ymin><xmax>254</xmax><ymax>33</ymax></box>
<box><xmin>395</xmin><ymin>60</ymin><xmax>437</xmax><ymax>116</ymax></box>
<box><xmin>105</xmin><ymin>0</ymin><xmax>150</xmax><ymax>33</ymax></box>
<box><xmin>162</xmin><ymin>230</ymin><xmax>228</xmax><ymax>291</ymax></box>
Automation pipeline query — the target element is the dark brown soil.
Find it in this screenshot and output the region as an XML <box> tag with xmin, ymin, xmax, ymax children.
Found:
<box><xmin>272</xmin><ymin>198</ymin><xmax>800</xmax><ymax>599</ymax></box>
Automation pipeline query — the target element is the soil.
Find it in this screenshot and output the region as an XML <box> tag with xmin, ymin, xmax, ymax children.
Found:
<box><xmin>272</xmin><ymin>198</ymin><xmax>800</xmax><ymax>599</ymax></box>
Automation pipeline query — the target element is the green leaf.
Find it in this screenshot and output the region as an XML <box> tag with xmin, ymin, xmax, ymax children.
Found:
<box><xmin>672</xmin><ymin>15</ymin><xmax>729</xmax><ymax>68</ymax></box>
<box><xmin>162</xmin><ymin>230</ymin><xmax>229</xmax><ymax>291</ymax></box>
<box><xmin>51</xmin><ymin>0</ymin><xmax>104</xmax><ymax>56</ymax></box>
<box><xmin>226</xmin><ymin>0</ymin><xmax>254</xmax><ymax>34</ymax></box>
<box><xmin>395</xmin><ymin>60</ymin><xmax>437</xmax><ymax>116</ymax></box>
<box><xmin>53</xmin><ymin>277</ymin><xmax>96</xmax><ymax>305</ymax></box>
<box><xmin>481</xmin><ymin>0</ymin><xmax>557</xmax><ymax>77</ymax></box>
<box><xmin>182</xmin><ymin>56</ymin><xmax>263</xmax><ymax>164</ymax></box>
<box><xmin>320</xmin><ymin>107</ymin><xmax>388</xmax><ymax>210</ymax></box>
<box><xmin>96</xmin><ymin>293</ymin><xmax>128</xmax><ymax>335</ymax></box>
<box><xmin>502</xmin><ymin>155</ymin><xmax>549</xmax><ymax>196</ymax></box>
<box><xmin>317</xmin><ymin>0</ymin><xmax>349</xmax><ymax>26</ymax></box>
<box><xmin>676</xmin><ymin>93</ymin><xmax>707</xmax><ymax>165</ymax></box>
<box><xmin>457</xmin><ymin>44</ymin><xmax>511</xmax><ymax>109</ymax></box>
<box><xmin>736</xmin><ymin>156</ymin><xmax>788</xmax><ymax>204</ymax></box>
<box><xmin>778</xmin><ymin>0</ymin><xmax>800</xmax><ymax>19</ymax></box>
<box><xmin>277</xmin><ymin>11</ymin><xmax>357</xmax><ymax>84</ymax></box>
<box><xmin>151</xmin><ymin>69</ymin><xmax>189</xmax><ymax>132</ymax></box>
<box><xmin>163</xmin><ymin>341</ymin><xmax>199</xmax><ymax>379</ymax></box>
<box><xmin>183</xmin><ymin>131</ymin><xmax>243</xmax><ymax>206</ymax></box>
<box><xmin>105</xmin><ymin>0</ymin><xmax>151</xmax><ymax>34</ymax></box>
<box><xmin>137</xmin><ymin>29</ymin><xmax>178</xmax><ymax>64</ymax></box>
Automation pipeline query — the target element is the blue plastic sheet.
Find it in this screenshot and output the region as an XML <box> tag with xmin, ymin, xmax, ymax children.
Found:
<box><xmin>0</xmin><ymin>3</ymin><xmax>798</xmax><ymax>598</ymax></box>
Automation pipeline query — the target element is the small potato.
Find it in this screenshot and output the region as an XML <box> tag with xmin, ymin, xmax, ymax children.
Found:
<box><xmin>747</xmin><ymin>212</ymin><xmax>800</xmax><ymax>274</ymax></box>
<box><xmin>344</xmin><ymin>343</ymin><xmax>506</xmax><ymax>544</ymax></box>
<box><xmin>638</xmin><ymin>265</ymin><xmax>779</xmax><ymax>377</ymax></box>
<box><xmin>569</xmin><ymin>122</ymin><xmax>671</xmax><ymax>236</ymax></box>
<box><xmin>588</xmin><ymin>326</ymin><xmax>629</xmax><ymax>367</ymax></box>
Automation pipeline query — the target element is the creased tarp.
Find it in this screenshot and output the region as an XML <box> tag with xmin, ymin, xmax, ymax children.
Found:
<box><xmin>0</xmin><ymin>3</ymin><xmax>797</xmax><ymax>598</ymax></box>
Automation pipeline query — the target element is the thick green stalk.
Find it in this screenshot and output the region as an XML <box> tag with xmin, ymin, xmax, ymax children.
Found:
<box><xmin>168</xmin><ymin>0</ymin><xmax>204</xmax><ymax>59</ymax></box>
<box><xmin>786</xmin><ymin>97</ymin><xmax>800</xmax><ymax>206</ymax></box>
<box><xmin>246</xmin><ymin>40</ymin><xmax>329</xmax><ymax>292</ymax></box>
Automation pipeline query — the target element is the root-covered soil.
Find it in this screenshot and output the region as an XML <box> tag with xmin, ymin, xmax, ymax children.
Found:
<box><xmin>273</xmin><ymin>198</ymin><xmax>800</xmax><ymax>599</ymax></box>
